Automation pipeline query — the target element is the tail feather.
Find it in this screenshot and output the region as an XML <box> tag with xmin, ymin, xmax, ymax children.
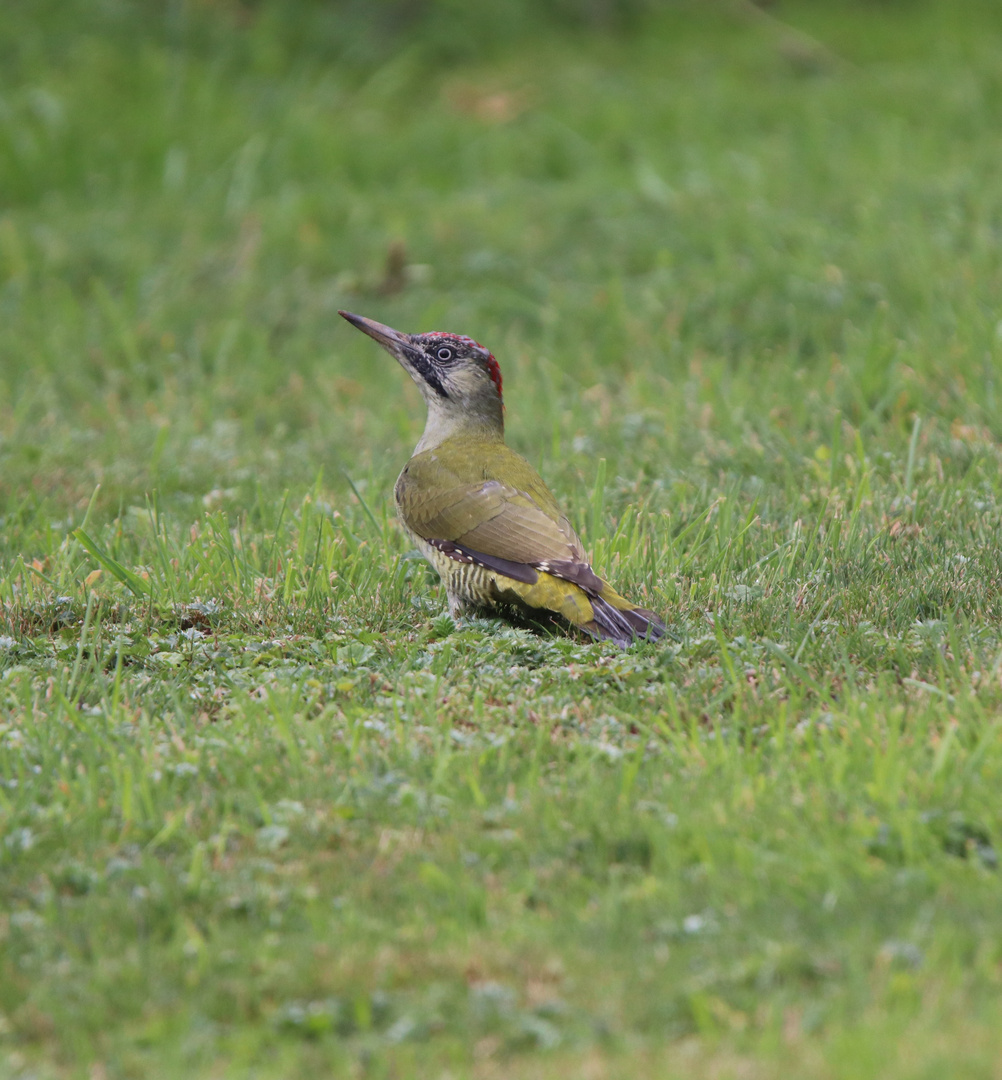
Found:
<box><xmin>481</xmin><ymin>560</ymin><xmax>665</xmax><ymax>648</ymax></box>
<box><xmin>586</xmin><ymin>594</ymin><xmax>665</xmax><ymax>649</ymax></box>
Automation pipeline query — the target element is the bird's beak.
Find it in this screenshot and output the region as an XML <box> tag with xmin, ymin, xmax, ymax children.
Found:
<box><xmin>339</xmin><ymin>311</ymin><xmax>411</xmax><ymax>356</ymax></box>
<box><xmin>340</xmin><ymin>310</ymin><xmax>450</xmax><ymax>402</ymax></box>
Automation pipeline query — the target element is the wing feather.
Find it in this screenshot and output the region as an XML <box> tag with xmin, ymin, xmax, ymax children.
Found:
<box><xmin>397</xmin><ymin>442</ymin><xmax>587</xmax><ymax>569</ymax></box>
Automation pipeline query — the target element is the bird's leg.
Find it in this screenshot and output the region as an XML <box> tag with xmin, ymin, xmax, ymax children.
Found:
<box><xmin>446</xmin><ymin>590</ymin><xmax>475</xmax><ymax>622</ymax></box>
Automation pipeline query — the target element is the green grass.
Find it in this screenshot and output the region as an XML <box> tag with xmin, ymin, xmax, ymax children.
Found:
<box><xmin>4</xmin><ymin>0</ymin><xmax>1002</xmax><ymax>1075</ymax></box>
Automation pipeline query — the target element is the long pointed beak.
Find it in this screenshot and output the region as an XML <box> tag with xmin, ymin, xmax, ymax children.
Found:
<box><xmin>339</xmin><ymin>310</ymin><xmax>410</xmax><ymax>353</ymax></box>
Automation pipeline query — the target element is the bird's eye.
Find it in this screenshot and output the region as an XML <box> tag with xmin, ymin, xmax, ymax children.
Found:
<box><xmin>434</xmin><ymin>345</ymin><xmax>454</xmax><ymax>362</ymax></box>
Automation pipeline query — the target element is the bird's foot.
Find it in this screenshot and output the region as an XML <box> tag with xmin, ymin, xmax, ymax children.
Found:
<box><xmin>446</xmin><ymin>594</ymin><xmax>477</xmax><ymax>622</ymax></box>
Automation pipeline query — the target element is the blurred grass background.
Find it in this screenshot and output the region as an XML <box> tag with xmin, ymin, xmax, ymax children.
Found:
<box><xmin>4</xmin><ymin>0</ymin><xmax>1002</xmax><ymax>520</ymax></box>
<box><xmin>4</xmin><ymin>1</ymin><xmax>1002</xmax><ymax>1077</ymax></box>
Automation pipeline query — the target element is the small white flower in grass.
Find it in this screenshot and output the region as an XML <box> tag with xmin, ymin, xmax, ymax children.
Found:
<box><xmin>384</xmin><ymin>1016</ymin><xmax>420</xmax><ymax>1044</ymax></box>
<box><xmin>257</xmin><ymin>824</ymin><xmax>289</xmax><ymax>851</ymax></box>
<box><xmin>5</xmin><ymin>828</ymin><xmax>35</xmax><ymax>853</ymax></box>
<box><xmin>683</xmin><ymin>911</ymin><xmax>719</xmax><ymax>935</ymax></box>
<box><xmin>10</xmin><ymin>910</ymin><xmax>44</xmax><ymax>931</ymax></box>
<box><xmin>271</xmin><ymin>799</ymin><xmax>305</xmax><ymax>822</ymax></box>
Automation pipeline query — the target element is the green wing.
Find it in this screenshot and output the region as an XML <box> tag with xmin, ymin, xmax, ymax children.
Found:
<box><xmin>395</xmin><ymin>438</ymin><xmax>586</xmax><ymax>566</ymax></box>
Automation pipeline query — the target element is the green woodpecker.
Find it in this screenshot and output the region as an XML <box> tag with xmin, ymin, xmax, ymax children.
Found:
<box><xmin>340</xmin><ymin>310</ymin><xmax>665</xmax><ymax>648</ymax></box>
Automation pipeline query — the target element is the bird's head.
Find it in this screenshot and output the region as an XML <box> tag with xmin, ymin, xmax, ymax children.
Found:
<box><xmin>340</xmin><ymin>311</ymin><xmax>504</xmax><ymax>437</ymax></box>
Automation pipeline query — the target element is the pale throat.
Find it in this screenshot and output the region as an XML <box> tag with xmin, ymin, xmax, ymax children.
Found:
<box><xmin>413</xmin><ymin>396</ymin><xmax>505</xmax><ymax>454</ymax></box>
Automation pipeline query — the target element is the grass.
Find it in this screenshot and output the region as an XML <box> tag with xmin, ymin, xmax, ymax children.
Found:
<box><xmin>3</xmin><ymin>0</ymin><xmax>1002</xmax><ymax>1075</ymax></box>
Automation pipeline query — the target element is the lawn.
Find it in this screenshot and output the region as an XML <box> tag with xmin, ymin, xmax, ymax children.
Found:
<box><xmin>3</xmin><ymin>0</ymin><xmax>1002</xmax><ymax>1076</ymax></box>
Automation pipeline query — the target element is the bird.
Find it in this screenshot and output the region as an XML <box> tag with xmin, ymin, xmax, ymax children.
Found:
<box><xmin>339</xmin><ymin>310</ymin><xmax>665</xmax><ymax>648</ymax></box>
